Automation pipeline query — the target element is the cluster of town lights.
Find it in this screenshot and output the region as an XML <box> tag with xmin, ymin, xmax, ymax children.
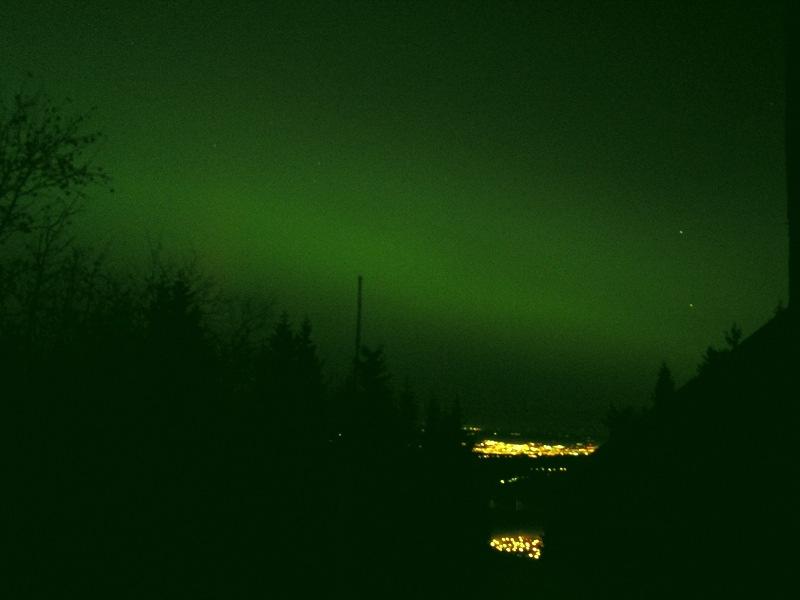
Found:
<box><xmin>473</xmin><ymin>439</ymin><xmax>597</xmax><ymax>458</ymax></box>
<box><xmin>489</xmin><ymin>534</ymin><xmax>542</xmax><ymax>559</ymax></box>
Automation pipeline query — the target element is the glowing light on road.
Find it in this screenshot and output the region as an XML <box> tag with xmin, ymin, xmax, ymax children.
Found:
<box><xmin>489</xmin><ymin>534</ymin><xmax>543</xmax><ymax>559</ymax></box>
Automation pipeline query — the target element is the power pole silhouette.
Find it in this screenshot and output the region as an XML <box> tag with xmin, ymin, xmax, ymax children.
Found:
<box><xmin>787</xmin><ymin>2</ymin><xmax>799</xmax><ymax>311</ymax></box>
<box><xmin>353</xmin><ymin>275</ymin><xmax>363</xmax><ymax>385</ymax></box>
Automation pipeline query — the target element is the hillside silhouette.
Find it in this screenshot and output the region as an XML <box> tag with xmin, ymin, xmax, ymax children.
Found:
<box><xmin>540</xmin><ymin>11</ymin><xmax>799</xmax><ymax>595</ymax></box>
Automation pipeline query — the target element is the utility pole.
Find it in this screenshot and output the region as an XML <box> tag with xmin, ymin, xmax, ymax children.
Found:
<box><xmin>353</xmin><ymin>275</ymin><xmax>363</xmax><ymax>378</ymax></box>
<box><xmin>787</xmin><ymin>2</ymin><xmax>799</xmax><ymax>311</ymax></box>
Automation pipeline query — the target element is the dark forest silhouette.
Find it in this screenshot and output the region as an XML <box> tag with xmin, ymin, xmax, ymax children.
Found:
<box><xmin>1</xmin><ymin>85</ymin><xmax>481</xmax><ymax>598</ymax></box>
<box><xmin>4</xmin><ymin>11</ymin><xmax>799</xmax><ymax>594</ymax></box>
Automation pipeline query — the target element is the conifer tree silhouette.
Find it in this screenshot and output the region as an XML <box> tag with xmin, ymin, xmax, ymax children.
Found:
<box><xmin>652</xmin><ymin>362</ymin><xmax>675</xmax><ymax>411</ymax></box>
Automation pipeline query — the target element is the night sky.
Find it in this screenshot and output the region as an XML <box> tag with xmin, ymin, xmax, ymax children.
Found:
<box><xmin>2</xmin><ymin>1</ymin><xmax>787</xmax><ymax>432</ymax></box>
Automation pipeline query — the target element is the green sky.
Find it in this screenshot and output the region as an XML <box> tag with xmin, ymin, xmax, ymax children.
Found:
<box><xmin>1</xmin><ymin>0</ymin><xmax>788</xmax><ymax>432</ymax></box>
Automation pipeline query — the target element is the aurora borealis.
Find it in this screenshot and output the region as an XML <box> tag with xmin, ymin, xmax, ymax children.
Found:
<box><xmin>1</xmin><ymin>1</ymin><xmax>787</xmax><ymax>431</ymax></box>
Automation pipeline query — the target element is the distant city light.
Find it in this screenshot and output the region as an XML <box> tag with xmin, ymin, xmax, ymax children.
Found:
<box><xmin>489</xmin><ymin>534</ymin><xmax>542</xmax><ymax>559</ymax></box>
<box><xmin>498</xmin><ymin>468</ymin><xmax>566</xmax><ymax>485</ymax></box>
<box><xmin>473</xmin><ymin>439</ymin><xmax>597</xmax><ymax>458</ymax></box>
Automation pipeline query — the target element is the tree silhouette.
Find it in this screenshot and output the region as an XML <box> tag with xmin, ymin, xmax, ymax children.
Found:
<box><xmin>724</xmin><ymin>322</ymin><xmax>742</xmax><ymax>349</ymax></box>
<box><xmin>697</xmin><ymin>323</ymin><xmax>744</xmax><ymax>376</ymax></box>
<box><xmin>351</xmin><ymin>345</ymin><xmax>394</xmax><ymax>444</ymax></box>
<box><xmin>259</xmin><ymin>311</ymin><xmax>295</xmax><ymax>412</ymax></box>
<box><xmin>652</xmin><ymin>361</ymin><xmax>675</xmax><ymax>411</ymax></box>
<box><xmin>397</xmin><ymin>376</ymin><xmax>418</xmax><ymax>445</ymax></box>
<box><xmin>447</xmin><ymin>395</ymin><xmax>463</xmax><ymax>438</ymax></box>
<box><xmin>603</xmin><ymin>403</ymin><xmax>637</xmax><ymax>440</ymax></box>
<box><xmin>255</xmin><ymin>311</ymin><xmax>328</xmax><ymax>443</ymax></box>
<box><xmin>1</xmin><ymin>84</ymin><xmax>109</xmax><ymax>361</ymax></box>
<box><xmin>357</xmin><ymin>345</ymin><xmax>391</xmax><ymax>400</ymax></box>
<box><xmin>0</xmin><ymin>84</ymin><xmax>108</xmax><ymax>245</ymax></box>
<box><xmin>425</xmin><ymin>391</ymin><xmax>442</xmax><ymax>440</ymax></box>
<box><xmin>295</xmin><ymin>317</ymin><xmax>325</xmax><ymax>432</ymax></box>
